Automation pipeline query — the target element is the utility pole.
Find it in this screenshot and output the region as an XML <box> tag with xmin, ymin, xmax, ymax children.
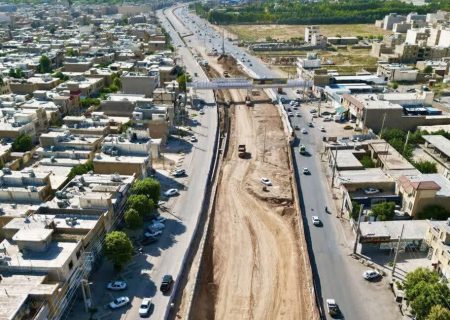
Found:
<box><xmin>402</xmin><ymin>130</ymin><xmax>410</xmax><ymax>156</ymax></box>
<box><xmin>353</xmin><ymin>204</ymin><xmax>364</xmax><ymax>254</ymax></box>
<box><xmin>392</xmin><ymin>224</ymin><xmax>405</xmax><ymax>278</ymax></box>
<box><xmin>379</xmin><ymin>112</ymin><xmax>387</xmax><ymax>138</ymax></box>
<box><xmin>331</xmin><ymin>146</ymin><xmax>338</xmax><ymax>188</ymax></box>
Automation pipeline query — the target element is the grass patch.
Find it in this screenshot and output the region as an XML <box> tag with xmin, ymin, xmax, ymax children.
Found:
<box><xmin>225</xmin><ymin>24</ymin><xmax>392</xmax><ymax>42</ymax></box>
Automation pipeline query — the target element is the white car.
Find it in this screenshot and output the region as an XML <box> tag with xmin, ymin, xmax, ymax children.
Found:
<box><xmin>295</xmin><ymin>113</ymin><xmax>301</xmax><ymax>117</ymax></box>
<box><xmin>164</xmin><ymin>189</ymin><xmax>179</xmax><ymax>197</ymax></box>
<box><xmin>107</xmin><ymin>281</ymin><xmax>127</xmax><ymax>291</ymax></box>
<box><xmin>109</xmin><ymin>296</ymin><xmax>130</xmax><ymax>309</ymax></box>
<box><xmin>363</xmin><ymin>269</ymin><xmax>381</xmax><ymax>280</ymax></box>
<box><xmin>320</xmin><ymin>126</ymin><xmax>326</xmax><ymax>132</ymax></box>
<box><xmin>152</xmin><ymin>216</ymin><xmax>166</xmax><ymax>224</ymax></box>
<box><xmin>260</xmin><ymin>177</ymin><xmax>272</xmax><ymax>186</ymax></box>
<box><xmin>190</xmin><ymin>136</ymin><xmax>198</xmax><ymax>143</ymax></box>
<box><xmin>301</xmin><ymin>128</ymin><xmax>307</xmax><ymax>134</ymax></box>
<box><xmin>303</xmin><ymin>168</ymin><xmax>310</xmax><ymax>175</ymax></box>
<box><xmin>139</xmin><ymin>298</ymin><xmax>152</xmax><ymax>316</ymax></box>
<box><xmin>288</xmin><ymin>112</ymin><xmax>294</xmax><ymax>117</ymax></box>
<box><xmin>199</xmin><ymin>110</ymin><xmax>205</xmax><ymax>115</ymax></box>
<box><xmin>363</xmin><ymin>187</ymin><xmax>380</xmax><ymax>195</ymax></box>
<box><xmin>145</xmin><ymin>230</ymin><xmax>163</xmax><ymax>237</ymax></box>
<box><xmin>312</xmin><ymin>216</ymin><xmax>321</xmax><ymax>226</ymax></box>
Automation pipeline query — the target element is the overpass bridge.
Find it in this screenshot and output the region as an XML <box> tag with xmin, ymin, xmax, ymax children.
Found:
<box><xmin>187</xmin><ymin>77</ymin><xmax>313</xmax><ymax>90</ymax></box>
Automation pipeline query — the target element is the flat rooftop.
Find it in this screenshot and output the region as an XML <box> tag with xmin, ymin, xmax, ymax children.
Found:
<box><xmin>360</xmin><ymin>220</ymin><xmax>430</xmax><ymax>241</ymax></box>
<box><xmin>335</xmin><ymin>150</ymin><xmax>365</xmax><ymax>170</ymax></box>
<box><xmin>94</xmin><ymin>154</ymin><xmax>149</xmax><ymax>164</ymax></box>
<box><xmin>422</xmin><ymin>135</ymin><xmax>450</xmax><ymax>158</ymax></box>
<box><xmin>0</xmin><ymin>274</ymin><xmax>58</xmax><ymax>320</ymax></box>
<box><xmin>338</xmin><ymin>168</ymin><xmax>393</xmax><ymax>184</ymax></box>
<box><xmin>370</xmin><ymin>141</ymin><xmax>416</xmax><ymax>171</ymax></box>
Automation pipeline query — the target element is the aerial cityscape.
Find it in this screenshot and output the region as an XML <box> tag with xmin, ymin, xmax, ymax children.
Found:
<box><xmin>0</xmin><ymin>0</ymin><xmax>448</xmax><ymax>319</ymax></box>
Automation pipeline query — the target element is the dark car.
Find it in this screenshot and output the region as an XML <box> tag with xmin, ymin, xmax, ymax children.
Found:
<box><xmin>141</xmin><ymin>236</ymin><xmax>158</xmax><ymax>246</ymax></box>
<box><xmin>160</xmin><ymin>275</ymin><xmax>174</xmax><ymax>293</ymax></box>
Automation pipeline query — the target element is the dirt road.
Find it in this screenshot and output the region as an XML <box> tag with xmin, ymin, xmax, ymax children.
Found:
<box><xmin>191</xmin><ymin>87</ymin><xmax>316</xmax><ymax>320</ymax></box>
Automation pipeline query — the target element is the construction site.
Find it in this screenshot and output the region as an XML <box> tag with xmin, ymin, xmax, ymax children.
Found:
<box><xmin>182</xmin><ymin>55</ymin><xmax>318</xmax><ymax>320</ymax></box>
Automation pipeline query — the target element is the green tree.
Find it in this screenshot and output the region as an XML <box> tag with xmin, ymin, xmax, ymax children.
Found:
<box><xmin>103</xmin><ymin>231</ymin><xmax>133</xmax><ymax>271</ymax></box>
<box><xmin>413</xmin><ymin>160</ymin><xmax>437</xmax><ymax>174</ymax></box>
<box><xmin>417</xmin><ymin>205</ymin><xmax>450</xmax><ymax>220</ymax></box>
<box><xmin>68</xmin><ymin>161</ymin><xmax>94</xmax><ymax>180</ymax></box>
<box><xmin>112</xmin><ymin>77</ymin><xmax>121</xmax><ymax>90</ymax></box>
<box><xmin>9</xmin><ymin>68</ymin><xmax>24</xmax><ymax>79</ymax></box>
<box><xmin>391</xmin><ymin>81</ymin><xmax>399</xmax><ymax>89</ymax></box>
<box><xmin>49</xmin><ymin>25</ymin><xmax>57</xmax><ymax>34</ymax></box>
<box><xmin>176</xmin><ymin>72</ymin><xmax>191</xmax><ymax>92</ymax></box>
<box><xmin>124</xmin><ymin>208</ymin><xmax>143</xmax><ymax>229</ymax></box>
<box><xmin>381</xmin><ymin>128</ymin><xmax>406</xmax><ymax>141</ymax></box>
<box><xmin>427</xmin><ymin>305</ymin><xmax>450</xmax><ymax>320</ymax></box>
<box><xmin>38</xmin><ymin>55</ymin><xmax>52</xmax><ymax>73</ymax></box>
<box><xmin>351</xmin><ymin>201</ymin><xmax>361</xmax><ymax>221</ymax></box>
<box><xmin>131</xmin><ymin>178</ymin><xmax>161</xmax><ymax>204</ymax></box>
<box><xmin>404</xmin><ymin>268</ymin><xmax>450</xmax><ymax>319</ymax></box>
<box><xmin>370</xmin><ymin>201</ymin><xmax>395</xmax><ymax>221</ymax></box>
<box><xmin>80</xmin><ymin>98</ymin><xmax>100</xmax><ymax>109</ymax></box>
<box><xmin>53</xmin><ymin>71</ymin><xmax>69</xmax><ymax>81</ymax></box>
<box><xmin>423</xmin><ymin>66</ymin><xmax>433</xmax><ymax>74</ymax></box>
<box><xmin>126</xmin><ymin>194</ymin><xmax>154</xmax><ymax>219</ymax></box>
<box><xmin>360</xmin><ymin>155</ymin><xmax>376</xmax><ymax>168</ymax></box>
<box><xmin>12</xmin><ymin>134</ymin><xmax>33</xmax><ymax>152</ymax></box>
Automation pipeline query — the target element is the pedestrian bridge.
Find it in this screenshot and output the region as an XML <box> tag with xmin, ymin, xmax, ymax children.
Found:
<box><xmin>187</xmin><ymin>77</ymin><xmax>312</xmax><ymax>90</ymax></box>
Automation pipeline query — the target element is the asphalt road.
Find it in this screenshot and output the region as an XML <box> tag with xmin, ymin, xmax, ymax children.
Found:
<box><xmin>171</xmin><ymin>5</ymin><xmax>400</xmax><ymax>320</ymax></box>
<box><xmin>90</xmin><ymin>8</ymin><xmax>218</xmax><ymax>320</ymax></box>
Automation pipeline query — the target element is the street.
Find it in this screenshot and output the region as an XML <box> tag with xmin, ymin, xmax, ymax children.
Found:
<box><xmin>171</xmin><ymin>4</ymin><xmax>400</xmax><ymax>320</ymax></box>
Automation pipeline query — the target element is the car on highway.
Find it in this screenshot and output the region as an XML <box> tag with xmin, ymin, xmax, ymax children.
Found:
<box><xmin>145</xmin><ymin>230</ymin><xmax>163</xmax><ymax>238</ymax></box>
<box><xmin>303</xmin><ymin>168</ymin><xmax>310</xmax><ymax>175</ymax></box>
<box><xmin>190</xmin><ymin>136</ymin><xmax>198</xmax><ymax>143</ymax></box>
<box><xmin>139</xmin><ymin>298</ymin><xmax>153</xmax><ymax>316</ymax></box>
<box><xmin>363</xmin><ymin>187</ymin><xmax>380</xmax><ymax>195</ymax></box>
<box><xmin>141</xmin><ymin>236</ymin><xmax>158</xmax><ymax>246</ymax></box>
<box><xmin>326</xmin><ymin>299</ymin><xmax>340</xmax><ymax>317</ymax></box>
<box><xmin>312</xmin><ymin>216</ymin><xmax>321</xmax><ymax>226</ymax></box>
<box><xmin>301</xmin><ymin>128</ymin><xmax>307</xmax><ymax>134</ymax></box>
<box><xmin>107</xmin><ymin>281</ymin><xmax>127</xmax><ymax>291</ymax></box>
<box><xmin>160</xmin><ymin>275</ymin><xmax>174</xmax><ymax>293</ymax></box>
<box><xmin>296</xmin><ymin>113</ymin><xmax>301</xmax><ymax>117</ymax></box>
<box><xmin>288</xmin><ymin>112</ymin><xmax>293</xmax><ymax>117</ymax></box>
<box><xmin>171</xmin><ymin>169</ymin><xmax>186</xmax><ymax>177</ymax></box>
<box><xmin>109</xmin><ymin>296</ymin><xmax>130</xmax><ymax>309</ymax></box>
<box><xmin>260</xmin><ymin>177</ymin><xmax>272</xmax><ymax>186</ymax></box>
<box><xmin>320</xmin><ymin>126</ymin><xmax>326</xmax><ymax>132</ymax></box>
<box><xmin>363</xmin><ymin>269</ymin><xmax>382</xmax><ymax>281</ymax></box>
<box><xmin>294</xmin><ymin>125</ymin><xmax>300</xmax><ymax>130</ymax></box>
<box><xmin>308</xmin><ymin>122</ymin><xmax>314</xmax><ymax>127</ymax></box>
<box><xmin>164</xmin><ymin>188</ymin><xmax>179</xmax><ymax>197</ymax></box>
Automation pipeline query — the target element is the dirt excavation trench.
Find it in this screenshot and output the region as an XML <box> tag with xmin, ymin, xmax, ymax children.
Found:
<box><xmin>191</xmin><ymin>88</ymin><xmax>317</xmax><ymax>320</ymax></box>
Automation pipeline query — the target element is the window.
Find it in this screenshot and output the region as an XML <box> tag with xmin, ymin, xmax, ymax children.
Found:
<box><xmin>68</xmin><ymin>261</ymin><xmax>73</xmax><ymax>270</ymax></box>
<box><xmin>76</xmin><ymin>250</ymin><xmax>81</xmax><ymax>260</ymax></box>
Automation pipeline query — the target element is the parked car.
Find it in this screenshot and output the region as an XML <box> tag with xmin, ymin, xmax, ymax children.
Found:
<box><xmin>294</xmin><ymin>125</ymin><xmax>300</xmax><ymax>130</ymax></box>
<box><xmin>363</xmin><ymin>187</ymin><xmax>380</xmax><ymax>195</ymax></box>
<box><xmin>301</xmin><ymin>128</ymin><xmax>307</xmax><ymax>134</ymax></box>
<box><xmin>160</xmin><ymin>275</ymin><xmax>174</xmax><ymax>293</ymax></box>
<box><xmin>308</xmin><ymin>122</ymin><xmax>314</xmax><ymax>127</ymax></box>
<box><xmin>296</xmin><ymin>113</ymin><xmax>301</xmax><ymax>117</ymax></box>
<box><xmin>171</xmin><ymin>169</ymin><xmax>186</xmax><ymax>177</ymax></box>
<box><xmin>320</xmin><ymin>126</ymin><xmax>326</xmax><ymax>132</ymax></box>
<box><xmin>199</xmin><ymin>110</ymin><xmax>205</xmax><ymax>115</ymax></box>
<box><xmin>107</xmin><ymin>281</ymin><xmax>127</xmax><ymax>291</ymax></box>
<box><xmin>145</xmin><ymin>230</ymin><xmax>163</xmax><ymax>237</ymax></box>
<box><xmin>109</xmin><ymin>296</ymin><xmax>130</xmax><ymax>309</ymax></box>
<box><xmin>323</xmin><ymin>116</ymin><xmax>332</xmax><ymax>122</ymax></box>
<box><xmin>164</xmin><ymin>189</ymin><xmax>179</xmax><ymax>197</ymax></box>
<box><xmin>260</xmin><ymin>177</ymin><xmax>272</xmax><ymax>186</ymax></box>
<box><xmin>310</xmin><ymin>109</ymin><xmax>317</xmax><ymax>113</ymax></box>
<box><xmin>326</xmin><ymin>299</ymin><xmax>340</xmax><ymax>317</ymax></box>
<box><xmin>312</xmin><ymin>216</ymin><xmax>321</xmax><ymax>226</ymax></box>
<box><xmin>141</xmin><ymin>236</ymin><xmax>158</xmax><ymax>246</ymax></box>
<box><xmin>303</xmin><ymin>168</ymin><xmax>310</xmax><ymax>175</ymax></box>
<box><xmin>363</xmin><ymin>269</ymin><xmax>381</xmax><ymax>281</ymax></box>
<box><xmin>139</xmin><ymin>298</ymin><xmax>152</xmax><ymax>316</ymax></box>
<box><xmin>190</xmin><ymin>136</ymin><xmax>198</xmax><ymax>143</ymax></box>
<box><xmin>148</xmin><ymin>222</ymin><xmax>165</xmax><ymax>231</ymax></box>
<box><xmin>288</xmin><ymin>112</ymin><xmax>294</xmax><ymax>117</ymax></box>
<box><xmin>152</xmin><ymin>216</ymin><xmax>167</xmax><ymax>224</ymax></box>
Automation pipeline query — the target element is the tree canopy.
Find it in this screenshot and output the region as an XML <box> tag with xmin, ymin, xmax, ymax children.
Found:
<box><xmin>370</xmin><ymin>201</ymin><xmax>395</xmax><ymax>221</ymax></box>
<box><xmin>413</xmin><ymin>160</ymin><xmax>437</xmax><ymax>174</ymax></box>
<box><xmin>426</xmin><ymin>305</ymin><xmax>450</xmax><ymax>320</ymax></box>
<box><xmin>404</xmin><ymin>268</ymin><xmax>450</xmax><ymax>319</ymax></box>
<box><xmin>126</xmin><ymin>194</ymin><xmax>154</xmax><ymax>219</ymax></box>
<box><xmin>417</xmin><ymin>205</ymin><xmax>450</xmax><ymax>220</ymax></box>
<box><xmin>103</xmin><ymin>231</ymin><xmax>133</xmax><ymax>271</ymax></box>
<box><xmin>38</xmin><ymin>55</ymin><xmax>52</xmax><ymax>73</ymax></box>
<box><xmin>131</xmin><ymin>177</ymin><xmax>161</xmax><ymax>204</ymax></box>
<box><xmin>68</xmin><ymin>161</ymin><xmax>94</xmax><ymax>180</ymax></box>
<box><xmin>12</xmin><ymin>134</ymin><xmax>33</xmax><ymax>152</ymax></box>
<box><xmin>124</xmin><ymin>208</ymin><xmax>143</xmax><ymax>229</ymax></box>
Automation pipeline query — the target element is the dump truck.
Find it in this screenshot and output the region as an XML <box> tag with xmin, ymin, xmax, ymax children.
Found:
<box><xmin>238</xmin><ymin>144</ymin><xmax>247</xmax><ymax>158</ymax></box>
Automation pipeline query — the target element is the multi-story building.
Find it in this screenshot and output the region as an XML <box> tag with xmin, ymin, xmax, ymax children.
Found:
<box><xmin>424</xmin><ymin>220</ymin><xmax>450</xmax><ymax>278</ymax></box>
<box><xmin>120</xmin><ymin>71</ymin><xmax>159</xmax><ymax>97</ymax></box>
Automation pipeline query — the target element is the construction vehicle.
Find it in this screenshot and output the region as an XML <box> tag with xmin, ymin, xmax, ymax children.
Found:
<box><xmin>238</xmin><ymin>144</ymin><xmax>248</xmax><ymax>158</ymax></box>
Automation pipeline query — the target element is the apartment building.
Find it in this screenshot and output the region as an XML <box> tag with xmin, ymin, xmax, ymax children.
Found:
<box><xmin>424</xmin><ymin>220</ymin><xmax>450</xmax><ymax>278</ymax></box>
<box><xmin>120</xmin><ymin>71</ymin><xmax>159</xmax><ymax>97</ymax></box>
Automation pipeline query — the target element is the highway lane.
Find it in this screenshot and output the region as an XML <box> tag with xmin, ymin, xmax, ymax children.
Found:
<box><xmin>108</xmin><ymin>8</ymin><xmax>218</xmax><ymax>320</ymax></box>
<box><xmin>171</xmin><ymin>5</ymin><xmax>400</xmax><ymax>320</ymax></box>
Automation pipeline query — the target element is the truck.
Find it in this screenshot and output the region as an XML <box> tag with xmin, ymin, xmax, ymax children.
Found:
<box><xmin>238</xmin><ymin>144</ymin><xmax>247</xmax><ymax>158</ymax></box>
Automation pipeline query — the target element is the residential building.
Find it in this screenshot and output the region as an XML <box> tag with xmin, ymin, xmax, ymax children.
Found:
<box><xmin>120</xmin><ymin>71</ymin><xmax>159</xmax><ymax>97</ymax></box>
<box><xmin>377</xmin><ymin>63</ymin><xmax>418</xmax><ymax>82</ymax></box>
<box><xmin>425</xmin><ymin>220</ymin><xmax>450</xmax><ymax>278</ymax></box>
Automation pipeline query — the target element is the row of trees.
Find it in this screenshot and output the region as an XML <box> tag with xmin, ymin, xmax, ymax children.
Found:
<box><xmin>193</xmin><ymin>0</ymin><xmax>449</xmax><ymax>25</ymax></box>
